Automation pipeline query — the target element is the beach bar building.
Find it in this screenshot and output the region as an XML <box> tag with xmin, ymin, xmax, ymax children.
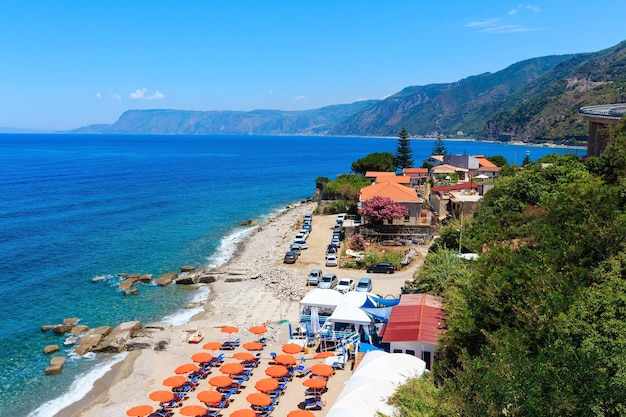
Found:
<box><xmin>381</xmin><ymin>293</ymin><xmax>444</xmax><ymax>369</ymax></box>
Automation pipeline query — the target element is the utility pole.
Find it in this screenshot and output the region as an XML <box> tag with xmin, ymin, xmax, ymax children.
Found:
<box><xmin>458</xmin><ymin>201</ymin><xmax>463</xmax><ymax>254</ymax></box>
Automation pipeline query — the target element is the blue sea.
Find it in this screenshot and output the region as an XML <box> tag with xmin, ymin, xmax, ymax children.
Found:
<box><xmin>0</xmin><ymin>134</ymin><xmax>582</xmax><ymax>416</ymax></box>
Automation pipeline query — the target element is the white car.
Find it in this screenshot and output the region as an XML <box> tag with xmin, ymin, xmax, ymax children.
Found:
<box><xmin>294</xmin><ymin>232</ymin><xmax>307</xmax><ymax>241</ymax></box>
<box><xmin>336</xmin><ymin>278</ymin><xmax>355</xmax><ymax>293</ymax></box>
<box><xmin>293</xmin><ymin>239</ymin><xmax>308</xmax><ymax>249</ymax></box>
<box><xmin>331</xmin><ymin>237</ymin><xmax>341</xmax><ymax>247</ymax></box>
<box><xmin>325</xmin><ymin>254</ymin><xmax>338</xmax><ymax>267</ymax></box>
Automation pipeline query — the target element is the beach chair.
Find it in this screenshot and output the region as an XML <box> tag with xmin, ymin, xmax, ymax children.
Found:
<box><xmin>295</xmin><ymin>364</ymin><xmax>310</xmax><ymax>377</ymax></box>
<box><xmin>268</xmin><ymin>352</ymin><xmax>277</xmax><ymax>364</ymax></box>
<box><xmin>303</xmin><ymin>396</ymin><xmax>323</xmax><ymax>410</ymax></box>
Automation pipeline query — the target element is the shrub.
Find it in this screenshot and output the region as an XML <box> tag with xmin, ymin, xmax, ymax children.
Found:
<box><xmin>350</xmin><ymin>234</ymin><xmax>366</xmax><ymax>251</ymax></box>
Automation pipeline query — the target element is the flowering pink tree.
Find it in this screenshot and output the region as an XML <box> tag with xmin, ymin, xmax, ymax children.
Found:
<box><xmin>358</xmin><ymin>196</ymin><xmax>409</xmax><ymax>225</ymax></box>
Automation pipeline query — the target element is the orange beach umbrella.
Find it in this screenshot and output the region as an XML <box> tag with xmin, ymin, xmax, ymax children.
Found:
<box><xmin>209</xmin><ymin>375</ymin><xmax>233</xmax><ymax>388</ymax></box>
<box><xmin>162</xmin><ymin>375</ymin><xmax>187</xmax><ymax>387</ymax></box>
<box><xmin>220</xmin><ymin>362</ymin><xmax>244</xmax><ymax>375</ymax></box>
<box><xmin>246</xmin><ymin>392</ymin><xmax>273</xmax><ymax>407</ymax></box>
<box><xmin>148</xmin><ymin>390</ymin><xmax>175</xmax><ymax>402</ymax></box>
<box><xmin>233</xmin><ymin>351</ymin><xmax>255</xmax><ymax>361</ymax></box>
<box><xmin>288</xmin><ymin>410</ymin><xmax>316</xmax><ymax>417</ymax></box>
<box><xmin>197</xmin><ymin>390</ymin><xmax>223</xmax><ymax>404</ymax></box>
<box><xmin>203</xmin><ymin>341</ymin><xmax>222</xmax><ymax>351</ymax></box>
<box><xmin>191</xmin><ymin>352</ymin><xmax>213</xmax><ymax>363</ymax></box>
<box><xmin>303</xmin><ymin>377</ymin><xmax>327</xmax><ymax>389</ymax></box>
<box><xmin>179</xmin><ymin>404</ymin><xmax>208</xmax><ymax>417</ymax></box>
<box><xmin>254</xmin><ymin>377</ymin><xmax>279</xmax><ymax>393</ymax></box>
<box><xmin>126</xmin><ymin>405</ymin><xmax>153</xmax><ymax>417</ymax></box>
<box><xmin>274</xmin><ymin>354</ymin><xmax>297</xmax><ymax>366</ymax></box>
<box><xmin>242</xmin><ymin>341</ymin><xmax>263</xmax><ymax>351</ymax></box>
<box><xmin>230</xmin><ymin>409</ymin><xmax>256</xmax><ymax>417</ymax></box>
<box><xmin>221</xmin><ymin>326</ymin><xmax>239</xmax><ymax>334</ymax></box>
<box><xmin>311</xmin><ymin>363</ymin><xmax>334</xmax><ymax>377</ymax></box>
<box><xmin>175</xmin><ymin>363</ymin><xmax>200</xmax><ymax>374</ymax></box>
<box><xmin>314</xmin><ymin>351</ymin><xmax>336</xmax><ymax>359</ymax></box>
<box><xmin>281</xmin><ymin>343</ymin><xmax>302</xmax><ymax>354</ymax></box>
<box><xmin>249</xmin><ymin>324</ymin><xmax>267</xmax><ymax>335</ymax></box>
<box><xmin>264</xmin><ymin>364</ymin><xmax>289</xmax><ymax>378</ymax></box>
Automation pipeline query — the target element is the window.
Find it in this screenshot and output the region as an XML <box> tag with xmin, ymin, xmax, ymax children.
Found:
<box><xmin>406</xmin><ymin>349</ymin><xmax>415</xmax><ymax>356</ymax></box>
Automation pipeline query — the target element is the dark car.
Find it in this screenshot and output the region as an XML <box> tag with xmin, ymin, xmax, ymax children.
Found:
<box><xmin>366</xmin><ymin>262</ymin><xmax>395</xmax><ymax>274</ymax></box>
<box><xmin>283</xmin><ymin>251</ymin><xmax>298</xmax><ymax>264</ymax></box>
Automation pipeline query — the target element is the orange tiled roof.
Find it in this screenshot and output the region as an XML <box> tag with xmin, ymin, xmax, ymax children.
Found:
<box><xmin>382</xmin><ymin>294</ymin><xmax>444</xmax><ymax>345</ymax></box>
<box><xmin>360</xmin><ymin>181</ymin><xmax>422</xmax><ymax>202</ymax></box>
<box><xmin>365</xmin><ymin>171</ymin><xmax>396</xmax><ymax>178</ymax></box>
<box><xmin>403</xmin><ymin>168</ymin><xmax>428</xmax><ymax>175</ymax></box>
<box><xmin>476</xmin><ymin>157</ymin><xmax>498</xmax><ymax>168</ymax></box>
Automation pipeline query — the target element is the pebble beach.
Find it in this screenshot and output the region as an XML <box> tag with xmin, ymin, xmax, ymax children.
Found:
<box><xmin>57</xmin><ymin>200</ymin><xmax>426</xmax><ymax>417</ymax></box>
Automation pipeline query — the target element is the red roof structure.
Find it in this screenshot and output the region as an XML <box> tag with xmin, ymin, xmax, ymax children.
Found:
<box><xmin>382</xmin><ymin>294</ymin><xmax>444</xmax><ymax>345</ymax></box>
<box><xmin>431</xmin><ymin>182</ymin><xmax>481</xmax><ymax>193</ymax></box>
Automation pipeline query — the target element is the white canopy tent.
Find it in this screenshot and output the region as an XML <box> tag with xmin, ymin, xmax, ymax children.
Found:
<box><xmin>326</xmin><ymin>351</ymin><xmax>427</xmax><ymax>417</ymax></box>
<box><xmin>300</xmin><ymin>288</ymin><xmax>344</xmax><ymax>309</ymax></box>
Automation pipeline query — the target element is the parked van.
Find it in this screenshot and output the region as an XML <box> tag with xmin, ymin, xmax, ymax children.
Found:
<box><xmin>308</xmin><ymin>269</ymin><xmax>323</xmax><ymax>286</ymax></box>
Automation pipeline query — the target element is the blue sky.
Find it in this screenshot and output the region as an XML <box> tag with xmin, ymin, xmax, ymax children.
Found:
<box><xmin>1</xmin><ymin>1</ymin><xmax>625</xmax><ymax>130</ymax></box>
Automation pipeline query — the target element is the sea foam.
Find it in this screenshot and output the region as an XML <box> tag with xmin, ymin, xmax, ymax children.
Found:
<box><xmin>27</xmin><ymin>352</ymin><xmax>128</xmax><ymax>417</ymax></box>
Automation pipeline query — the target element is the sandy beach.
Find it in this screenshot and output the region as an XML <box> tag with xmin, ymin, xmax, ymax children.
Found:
<box><xmin>65</xmin><ymin>201</ymin><xmax>427</xmax><ymax>417</ymax></box>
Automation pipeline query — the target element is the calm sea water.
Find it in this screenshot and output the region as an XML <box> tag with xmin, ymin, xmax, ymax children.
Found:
<box><xmin>0</xmin><ymin>134</ymin><xmax>581</xmax><ymax>416</ymax></box>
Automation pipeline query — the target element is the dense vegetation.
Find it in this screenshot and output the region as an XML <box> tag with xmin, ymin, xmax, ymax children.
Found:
<box><xmin>392</xmin><ymin>120</ymin><xmax>626</xmax><ymax>416</ymax></box>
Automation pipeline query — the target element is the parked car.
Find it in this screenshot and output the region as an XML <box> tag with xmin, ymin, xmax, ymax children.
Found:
<box><xmin>356</xmin><ymin>277</ymin><xmax>373</xmax><ymax>292</ymax></box>
<box><xmin>299</xmin><ymin>229</ymin><xmax>310</xmax><ymax>239</ymax></box>
<box><xmin>326</xmin><ymin>243</ymin><xmax>339</xmax><ymax>254</ymax></box>
<box><xmin>293</xmin><ymin>239</ymin><xmax>308</xmax><ymax>249</ymax></box>
<box><xmin>336</xmin><ymin>214</ymin><xmax>345</xmax><ymax>224</ymax></box>
<box><xmin>294</xmin><ymin>232</ymin><xmax>307</xmax><ymax>241</ymax></box>
<box><xmin>308</xmin><ymin>268</ymin><xmax>323</xmax><ymax>286</ymax></box>
<box><xmin>336</xmin><ymin>278</ymin><xmax>355</xmax><ymax>293</ymax></box>
<box><xmin>289</xmin><ymin>243</ymin><xmax>302</xmax><ymax>255</ymax></box>
<box><xmin>325</xmin><ymin>254</ymin><xmax>338</xmax><ymax>267</ymax></box>
<box><xmin>330</xmin><ymin>237</ymin><xmax>341</xmax><ymax>247</ymax></box>
<box><xmin>302</xmin><ymin>223</ymin><xmax>312</xmax><ymax>232</ymax></box>
<box><xmin>333</xmin><ymin>224</ymin><xmax>342</xmax><ymax>233</ymax></box>
<box><xmin>304</xmin><ymin>213</ymin><xmax>312</xmax><ymax>223</ymax></box>
<box><xmin>317</xmin><ymin>274</ymin><xmax>338</xmax><ymax>289</ymax></box>
<box><xmin>283</xmin><ymin>251</ymin><xmax>298</xmax><ymax>264</ymax></box>
<box><xmin>366</xmin><ymin>262</ymin><xmax>395</xmax><ymax>274</ymax></box>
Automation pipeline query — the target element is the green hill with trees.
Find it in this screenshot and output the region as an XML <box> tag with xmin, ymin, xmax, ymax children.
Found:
<box><xmin>392</xmin><ymin>121</ymin><xmax>626</xmax><ymax>416</ymax></box>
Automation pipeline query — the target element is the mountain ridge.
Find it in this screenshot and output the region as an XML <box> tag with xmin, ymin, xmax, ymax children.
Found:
<box><xmin>73</xmin><ymin>40</ymin><xmax>626</xmax><ymax>142</ymax></box>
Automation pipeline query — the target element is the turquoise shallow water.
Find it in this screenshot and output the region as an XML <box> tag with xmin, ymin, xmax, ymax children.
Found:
<box><xmin>0</xmin><ymin>134</ymin><xmax>581</xmax><ymax>416</ymax></box>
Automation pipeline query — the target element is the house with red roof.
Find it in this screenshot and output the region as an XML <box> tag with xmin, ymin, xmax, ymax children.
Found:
<box><xmin>381</xmin><ymin>293</ymin><xmax>444</xmax><ymax>370</ymax></box>
<box><xmin>360</xmin><ymin>180</ymin><xmax>426</xmax><ymax>225</ymax></box>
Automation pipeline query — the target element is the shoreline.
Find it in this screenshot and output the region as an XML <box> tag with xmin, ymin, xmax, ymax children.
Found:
<box><xmin>60</xmin><ymin>200</ymin><xmax>318</xmax><ymax>417</ymax></box>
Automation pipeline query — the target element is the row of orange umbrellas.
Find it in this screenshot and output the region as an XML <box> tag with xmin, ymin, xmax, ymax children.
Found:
<box><xmin>228</xmin><ymin>408</ymin><xmax>315</xmax><ymax>417</ymax></box>
<box><xmin>128</xmin><ymin>405</ymin><xmax>315</xmax><ymax>417</ymax></box>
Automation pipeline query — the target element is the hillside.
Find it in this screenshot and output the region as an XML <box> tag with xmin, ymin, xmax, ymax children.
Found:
<box><xmin>73</xmin><ymin>40</ymin><xmax>626</xmax><ymax>142</ymax></box>
<box><xmin>72</xmin><ymin>101</ymin><xmax>378</xmax><ymax>135</ymax></box>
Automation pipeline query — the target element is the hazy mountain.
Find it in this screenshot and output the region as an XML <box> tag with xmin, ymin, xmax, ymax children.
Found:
<box><xmin>73</xmin><ymin>40</ymin><xmax>626</xmax><ymax>142</ymax></box>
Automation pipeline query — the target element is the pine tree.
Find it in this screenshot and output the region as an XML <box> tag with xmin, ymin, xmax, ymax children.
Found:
<box><xmin>432</xmin><ymin>135</ymin><xmax>446</xmax><ymax>155</ymax></box>
<box><xmin>395</xmin><ymin>126</ymin><xmax>414</xmax><ymax>170</ymax></box>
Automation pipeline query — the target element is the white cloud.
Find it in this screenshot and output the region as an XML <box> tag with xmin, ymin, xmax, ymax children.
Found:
<box><xmin>267</xmin><ymin>89</ymin><xmax>273</xmax><ymax>95</ymax></box>
<box><xmin>96</xmin><ymin>92</ymin><xmax>122</xmax><ymax>101</ymax></box>
<box><xmin>129</xmin><ymin>88</ymin><xmax>165</xmax><ymax>101</ymax></box>
<box><xmin>294</xmin><ymin>95</ymin><xmax>306</xmax><ymax>101</ymax></box>
<box><xmin>464</xmin><ymin>18</ymin><xmax>502</xmax><ymax>28</ymax></box>
<box><xmin>509</xmin><ymin>4</ymin><xmax>540</xmax><ymax>15</ymax></box>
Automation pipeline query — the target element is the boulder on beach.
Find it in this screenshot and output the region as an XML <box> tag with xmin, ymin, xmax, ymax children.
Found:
<box><xmin>45</xmin><ymin>356</ymin><xmax>66</xmax><ymax>375</ymax></box>
<box><xmin>41</xmin><ymin>324</ymin><xmax>56</xmax><ymax>332</ymax></box>
<box><xmin>91</xmin><ymin>275</ymin><xmax>106</xmax><ymax>282</ymax></box>
<box><xmin>138</xmin><ymin>274</ymin><xmax>153</xmax><ymax>283</ymax></box>
<box><xmin>93</xmin><ymin>321</ymin><xmax>142</xmax><ymax>353</ymax></box>
<box><xmin>198</xmin><ymin>275</ymin><xmax>216</xmax><ymax>284</ymax></box>
<box><xmin>175</xmin><ymin>277</ymin><xmax>195</xmax><ymax>285</ymax></box>
<box><xmin>154</xmin><ymin>272</ymin><xmax>177</xmax><ymax>286</ymax></box>
<box><xmin>43</xmin><ymin>344</ymin><xmax>60</xmax><ymax>354</ymax></box>
<box><xmin>53</xmin><ymin>324</ymin><xmax>73</xmax><ymax>334</ymax></box>
<box><xmin>123</xmin><ymin>288</ymin><xmax>139</xmax><ymax>295</ymax></box>
<box><xmin>144</xmin><ymin>322</ymin><xmax>172</xmax><ymax>332</ymax></box>
<box><xmin>118</xmin><ymin>277</ymin><xmax>139</xmax><ymax>290</ymax></box>
<box><xmin>74</xmin><ymin>328</ymin><xmax>110</xmax><ymax>355</ymax></box>
<box><xmin>181</xmin><ymin>265</ymin><xmax>196</xmax><ymax>272</ymax></box>
<box><xmin>62</xmin><ymin>317</ymin><xmax>79</xmax><ymax>326</ymax></box>
<box><xmin>126</xmin><ymin>337</ymin><xmax>153</xmax><ymax>351</ymax></box>
<box><xmin>71</xmin><ymin>325</ymin><xmax>89</xmax><ymax>335</ymax></box>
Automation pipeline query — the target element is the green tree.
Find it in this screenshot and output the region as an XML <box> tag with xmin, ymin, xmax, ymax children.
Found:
<box><xmin>351</xmin><ymin>152</ymin><xmax>395</xmax><ymax>175</ymax></box>
<box><xmin>432</xmin><ymin>135</ymin><xmax>446</xmax><ymax>155</ymax></box>
<box><xmin>485</xmin><ymin>155</ymin><xmax>507</xmax><ymax>167</ymax></box>
<box><xmin>395</xmin><ymin>126</ymin><xmax>414</xmax><ymax>170</ymax></box>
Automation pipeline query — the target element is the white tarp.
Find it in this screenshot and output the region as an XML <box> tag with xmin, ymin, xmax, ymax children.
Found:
<box><xmin>339</xmin><ymin>291</ymin><xmax>370</xmax><ymax>307</ymax></box>
<box><xmin>300</xmin><ymin>288</ymin><xmax>343</xmax><ymax>309</ymax></box>
<box><xmin>329</xmin><ymin>305</ymin><xmax>372</xmax><ymax>325</ymax></box>
<box><xmin>327</xmin><ymin>351</ymin><xmax>427</xmax><ymax>417</ymax></box>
